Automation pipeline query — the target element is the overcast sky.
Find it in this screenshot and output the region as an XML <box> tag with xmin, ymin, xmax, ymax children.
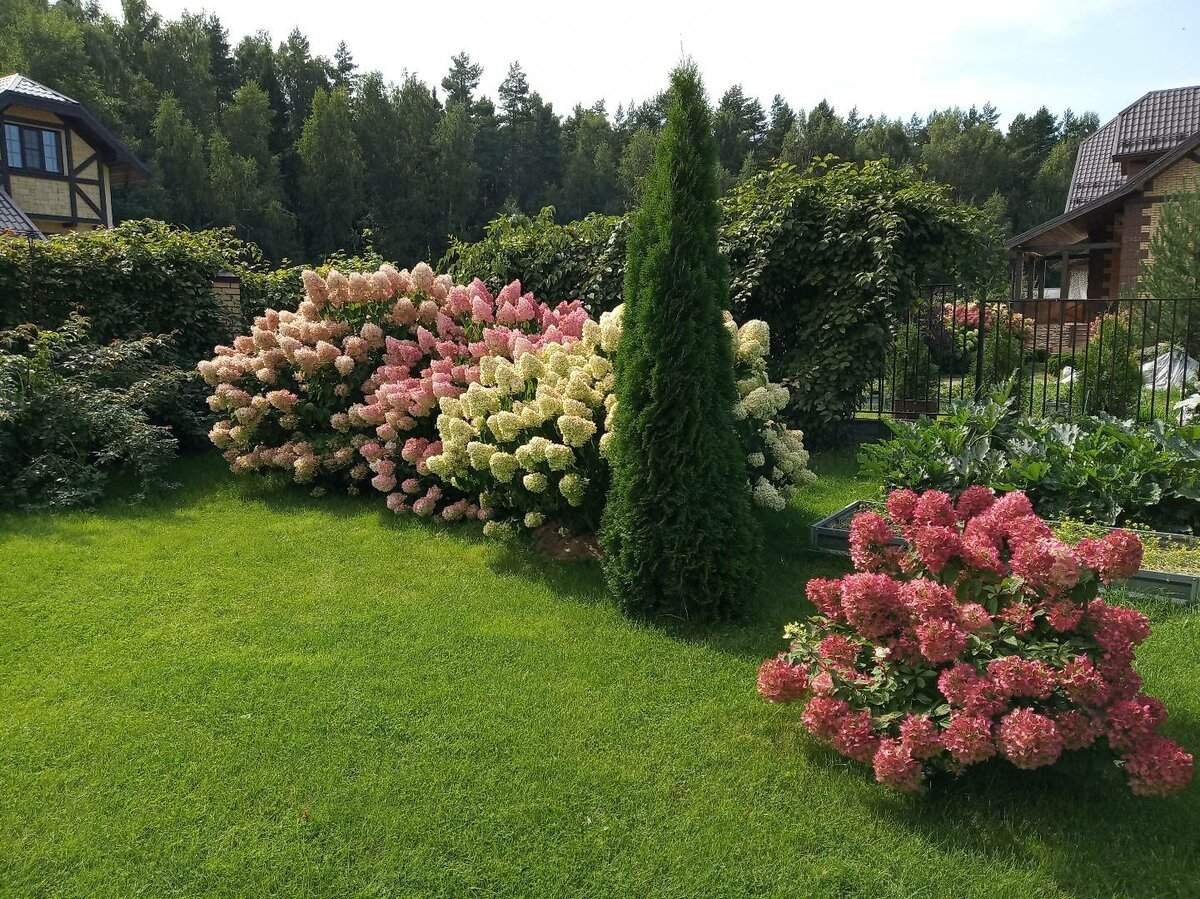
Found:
<box><xmin>98</xmin><ymin>0</ymin><xmax>1199</xmax><ymax>127</ymax></box>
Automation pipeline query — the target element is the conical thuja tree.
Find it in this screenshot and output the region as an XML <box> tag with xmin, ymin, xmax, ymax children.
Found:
<box><xmin>601</xmin><ymin>64</ymin><xmax>759</xmax><ymax>620</ymax></box>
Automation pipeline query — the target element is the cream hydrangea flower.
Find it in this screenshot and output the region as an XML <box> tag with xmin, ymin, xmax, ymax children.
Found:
<box><xmin>557</xmin><ymin>414</ymin><xmax>597</xmax><ymax>448</ymax></box>
<box><xmin>488</xmin><ymin>452</ymin><xmax>518</xmax><ymax>483</ymax></box>
<box><xmin>522</xmin><ymin>472</ymin><xmax>549</xmax><ymax>493</ymax></box>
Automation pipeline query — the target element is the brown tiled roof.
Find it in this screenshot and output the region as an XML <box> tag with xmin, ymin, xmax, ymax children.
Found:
<box><xmin>1066</xmin><ymin>85</ymin><xmax>1200</xmax><ymax>210</ymax></box>
<box><xmin>1066</xmin><ymin>119</ymin><xmax>1123</xmax><ymax>210</ymax></box>
<box><xmin>1115</xmin><ymin>85</ymin><xmax>1200</xmax><ymax>157</ymax></box>
<box><xmin>0</xmin><ymin>188</ymin><xmax>43</xmax><ymax>238</ymax></box>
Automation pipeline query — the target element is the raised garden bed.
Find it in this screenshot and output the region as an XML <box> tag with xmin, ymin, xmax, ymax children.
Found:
<box><xmin>810</xmin><ymin>500</ymin><xmax>1200</xmax><ymax>605</ymax></box>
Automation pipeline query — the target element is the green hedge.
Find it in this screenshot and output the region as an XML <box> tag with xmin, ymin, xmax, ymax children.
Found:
<box><xmin>444</xmin><ymin>161</ymin><xmax>1003</xmax><ymax>440</ymax></box>
<box><xmin>442</xmin><ymin>208</ymin><xmax>627</xmax><ymax>316</ymax></box>
<box><xmin>0</xmin><ymin>220</ymin><xmax>271</xmax><ymax>362</ymax></box>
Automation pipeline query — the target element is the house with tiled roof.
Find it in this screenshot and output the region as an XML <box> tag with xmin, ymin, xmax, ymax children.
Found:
<box><xmin>1007</xmin><ymin>86</ymin><xmax>1200</xmax><ymax>306</ymax></box>
<box><xmin>0</xmin><ymin>74</ymin><xmax>147</xmax><ymax>239</ymax></box>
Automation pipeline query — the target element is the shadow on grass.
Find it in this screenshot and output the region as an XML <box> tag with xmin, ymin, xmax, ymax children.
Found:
<box><xmin>882</xmin><ymin>739</ymin><xmax>1200</xmax><ymax>898</ymax></box>
<box><xmin>484</xmin><ymin>539</ymin><xmax>609</xmax><ymax>607</ymax></box>
<box><xmin>766</xmin><ymin>709</ymin><xmax>1200</xmax><ymax>898</ymax></box>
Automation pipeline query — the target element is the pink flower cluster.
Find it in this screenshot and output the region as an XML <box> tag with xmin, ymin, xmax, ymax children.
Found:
<box><xmin>201</xmin><ymin>262</ymin><xmax>584</xmax><ymax>517</ymax></box>
<box><xmin>758</xmin><ymin>487</ymin><xmax>1192</xmax><ymax>797</ymax></box>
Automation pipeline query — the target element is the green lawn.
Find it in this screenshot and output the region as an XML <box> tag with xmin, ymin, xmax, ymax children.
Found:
<box><xmin>1</xmin><ymin>452</ymin><xmax>1198</xmax><ymax>898</ymax></box>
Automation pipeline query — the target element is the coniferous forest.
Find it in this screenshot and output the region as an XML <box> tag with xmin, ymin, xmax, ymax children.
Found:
<box><xmin>2</xmin><ymin>0</ymin><xmax>1099</xmax><ymax>263</ymax></box>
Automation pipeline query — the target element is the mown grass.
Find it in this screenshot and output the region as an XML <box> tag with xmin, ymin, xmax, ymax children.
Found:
<box><xmin>1</xmin><ymin>452</ymin><xmax>1198</xmax><ymax>898</ymax></box>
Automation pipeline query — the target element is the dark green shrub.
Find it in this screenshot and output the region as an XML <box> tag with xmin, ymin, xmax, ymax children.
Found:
<box><xmin>0</xmin><ymin>316</ymin><xmax>188</xmax><ymax>509</ymax></box>
<box><xmin>442</xmin><ymin>209</ymin><xmax>628</xmax><ymax>315</ymax></box>
<box><xmin>888</xmin><ymin>325</ymin><xmax>939</xmax><ymax>402</ymax></box>
<box><xmin>0</xmin><ymin>220</ymin><xmax>271</xmax><ymax>363</ymax></box>
<box><xmin>601</xmin><ymin>65</ymin><xmax>758</xmax><ymax>621</ymax></box>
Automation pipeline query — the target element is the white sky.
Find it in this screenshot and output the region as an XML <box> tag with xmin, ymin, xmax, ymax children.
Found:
<box><xmin>98</xmin><ymin>0</ymin><xmax>1200</xmax><ymax>126</ymax></box>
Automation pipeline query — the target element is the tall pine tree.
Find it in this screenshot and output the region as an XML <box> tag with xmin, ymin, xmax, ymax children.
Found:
<box><xmin>297</xmin><ymin>87</ymin><xmax>363</xmax><ymax>257</ymax></box>
<box><xmin>601</xmin><ymin>64</ymin><xmax>758</xmax><ymax>621</ymax></box>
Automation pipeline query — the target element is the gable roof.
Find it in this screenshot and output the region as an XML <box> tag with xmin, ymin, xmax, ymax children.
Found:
<box><xmin>0</xmin><ymin>74</ymin><xmax>148</xmax><ymax>183</ymax></box>
<box><xmin>0</xmin><ymin>187</ymin><xmax>43</xmax><ymax>238</ymax></box>
<box><xmin>1066</xmin><ymin>85</ymin><xmax>1200</xmax><ymax>210</ymax></box>
<box><xmin>1008</xmin><ymin>128</ymin><xmax>1200</xmax><ymax>251</ymax></box>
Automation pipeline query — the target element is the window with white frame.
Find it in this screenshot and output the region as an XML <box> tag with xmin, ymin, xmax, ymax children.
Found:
<box><xmin>3</xmin><ymin>122</ymin><xmax>63</xmax><ymax>174</ymax></box>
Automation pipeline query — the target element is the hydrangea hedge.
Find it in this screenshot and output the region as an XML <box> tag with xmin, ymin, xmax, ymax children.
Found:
<box><xmin>758</xmin><ymin>487</ymin><xmax>1193</xmax><ymax>797</ymax></box>
<box><xmin>200</xmin><ymin>261</ymin><xmax>811</xmax><ymax>530</ymax></box>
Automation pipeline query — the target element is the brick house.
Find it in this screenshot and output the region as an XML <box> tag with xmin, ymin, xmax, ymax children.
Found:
<box><xmin>0</xmin><ymin>74</ymin><xmax>147</xmax><ymax>239</ymax></box>
<box><xmin>1007</xmin><ymin>86</ymin><xmax>1200</xmax><ymax>316</ymax></box>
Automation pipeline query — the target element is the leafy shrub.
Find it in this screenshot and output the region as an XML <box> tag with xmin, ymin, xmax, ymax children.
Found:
<box><xmin>1076</xmin><ymin>313</ymin><xmax>1144</xmax><ymax>418</ymax></box>
<box><xmin>201</xmin><ymin>262</ymin><xmax>584</xmax><ymax>519</ymax></box>
<box><xmin>443</xmin><ymin>160</ymin><xmax>1003</xmax><ymax>442</ymax></box>
<box><xmin>758</xmin><ymin>489</ymin><xmax>1193</xmax><ymax>797</ymax></box>
<box><xmin>0</xmin><ymin>316</ymin><xmax>187</xmax><ymax>509</ymax></box>
<box><xmin>859</xmin><ymin>392</ymin><xmax>1200</xmax><ymax>532</ymax></box>
<box><xmin>443</xmin><ymin>209</ymin><xmax>627</xmax><ymax>316</ymax></box>
<box><xmin>601</xmin><ymin>65</ymin><xmax>759</xmax><ymax>622</ymax></box>
<box><xmin>979</xmin><ymin>305</ymin><xmax>1037</xmax><ymax>392</ymax></box>
<box><xmin>426</xmin><ymin>304</ymin><xmax>814</xmax><ymax>534</ymax></box>
<box><xmin>0</xmin><ymin>221</ymin><xmax>270</xmax><ymax>362</ymax></box>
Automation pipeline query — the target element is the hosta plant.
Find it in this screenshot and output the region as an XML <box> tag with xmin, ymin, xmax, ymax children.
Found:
<box><xmin>757</xmin><ymin>487</ymin><xmax>1193</xmax><ymax>796</ymax></box>
<box><xmin>425</xmin><ymin>303</ymin><xmax>814</xmax><ymax>536</ymax></box>
<box><xmin>199</xmin><ymin>262</ymin><xmax>586</xmax><ymax>519</ymax></box>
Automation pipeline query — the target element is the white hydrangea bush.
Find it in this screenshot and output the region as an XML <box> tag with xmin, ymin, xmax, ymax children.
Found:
<box><xmin>427</xmin><ymin>303</ymin><xmax>814</xmax><ymax>534</ymax></box>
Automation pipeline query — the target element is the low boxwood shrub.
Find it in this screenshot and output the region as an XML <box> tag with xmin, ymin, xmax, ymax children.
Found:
<box><xmin>0</xmin><ymin>316</ymin><xmax>192</xmax><ymax>509</ymax></box>
<box><xmin>858</xmin><ymin>391</ymin><xmax>1200</xmax><ymax>532</ymax></box>
<box><xmin>758</xmin><ymin>489</ymin><xmax>1193</xmax><ymax>796</ymax></box>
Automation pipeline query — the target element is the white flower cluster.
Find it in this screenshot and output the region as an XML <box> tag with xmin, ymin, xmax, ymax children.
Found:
<box><xmin>430</xmin><ymin>302</ymin><xmax>814</xmax><ymax>531</ymax></box>
<box><xmin>426</xmin><ymin>319</ymin><xmax>611</xmax><ymax>529</ymax></box>
<box><xmin>723</xmin><ymin>313</ymin><xmax>816</xmax><ymax>511</ymax></box>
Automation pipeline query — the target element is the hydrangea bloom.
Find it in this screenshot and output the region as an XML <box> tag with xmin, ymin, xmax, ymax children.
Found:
<box><xmin>201</xmin><ymin>264</ymin><xmax>573</xmax><ymax>519</ymax></box>
<box><xmin>763</xmin><ymin>488</ymin><xmax>1191</xmax><ymax>797</ymax></box>
<box><xmin>426</xmin><ymin>303</ymin><xmax>815</xmax><ymax>534</ymax></box>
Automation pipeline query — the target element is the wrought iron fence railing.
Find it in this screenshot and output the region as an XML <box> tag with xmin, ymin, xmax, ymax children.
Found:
<box><xmin>857</xmin><ymin>285</ymin><xmax>1200</xmax><ymax>424</ymax></box>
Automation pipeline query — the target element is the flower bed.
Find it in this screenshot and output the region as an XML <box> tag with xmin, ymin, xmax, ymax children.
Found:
<box><xmin>764</xmin><ymin>488</ymin><xmax>1194</xmax><ymax>796</ymax></box>
<box><xmin>201</xmin><ymin>262</ymin><xmax>814</xmax><ymax>534</ymax></box>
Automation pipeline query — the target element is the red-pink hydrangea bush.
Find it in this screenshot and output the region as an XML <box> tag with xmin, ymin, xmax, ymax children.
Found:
<box><xmin>198</xmin><ymin>262</ymin><xmax>586</xmax><ymax>518</ymax></box>
<box><xmin>757</xmin><ymin>486</ymin><xmax>1193</xmax><ymax>796</ymax></box>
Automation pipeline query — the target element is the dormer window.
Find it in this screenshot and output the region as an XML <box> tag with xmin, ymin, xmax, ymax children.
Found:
<box><xmin>3</xmin><ymin>122</ymin><xmax>62</xmax><ymax>174</ymax></box>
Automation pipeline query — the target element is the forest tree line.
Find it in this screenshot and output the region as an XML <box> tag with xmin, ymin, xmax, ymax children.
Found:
<box><xmin>2</xmin><ymin>0</ymin><xmax>1100</xmax><ymax>264</ymax></box>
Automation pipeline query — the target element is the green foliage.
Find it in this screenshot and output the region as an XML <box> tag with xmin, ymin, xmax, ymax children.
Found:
<box><xmin>859</xmin><ymin>391</ymin><xmax>1200</xmax><ymax>531</ymax></box>
<box><xmin>0</xmin><ymin>316</ymin><xmax>187</xmax><ymax>509</ymax></box>
<box><xmin>1141</xmin><ymin>182</ymin><xmax>1200</xmax><ymax>300</ymax></box>
<box><xmin>721</xmin><ymin>160</ymin><xmax>1004</xmax><ymax>438</ymax></box>
<box><xmin>297</xmin><ymin>87</ymin><xmax>364</xmax><ymax>257</ymax></box>
<box><xmin>442</xmin><ymin>208</ymin><xmax>628</xmax><ymax>314</ymax></box>
<box><xmin>1076</xmin><ymin>313</ymin><xmax>1144</xmax><ymax>417</ymax></box>
<box><xmin>601</xmin><ymin>65</ymin><xmax>759</xmax><ymax>622</ymax></box>
<box><xmin>2</xmin><ymin>2</ymin><xmax>1103</xmax><ymax>263</ymax></box>
<box><xmin>447</xmin><ymin>160</ymin><xmax>1002</xmax><ymax>440</ymax></box>
<box><xmin>0</xmin><ymin>220</ymin><xmax>267</xmax><ymax>362</ymax></box>
<box><xmin>889</xmin><ymin>325</ymin><xmax>938</xmax><ymax>400</ymax></box>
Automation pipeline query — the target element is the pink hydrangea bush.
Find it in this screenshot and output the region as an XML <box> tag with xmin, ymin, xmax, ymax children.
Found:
<box><xmin>199</xmin><ymin>262</ymin><xmax>585</xmax><ymax>518</ymax></box>
<box><xmin>758</xmin><ymin>487</ymin><xmax>1193</xmax><ymax>797</ymax></box>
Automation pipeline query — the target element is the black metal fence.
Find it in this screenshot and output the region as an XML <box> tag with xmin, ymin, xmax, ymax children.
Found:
<box><xmin>857</xmin><ymin>285</ymin><xmax>1200</xmax><ymax>424</ymax></box>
